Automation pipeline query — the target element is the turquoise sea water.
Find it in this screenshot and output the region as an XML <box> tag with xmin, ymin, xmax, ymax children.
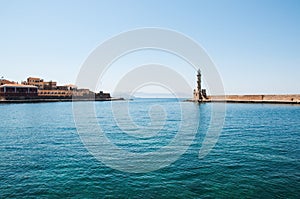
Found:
<box><xmin>0</xmin><ymin>99</ymin><xmax>299</xmax><ymax>198</ymax></box>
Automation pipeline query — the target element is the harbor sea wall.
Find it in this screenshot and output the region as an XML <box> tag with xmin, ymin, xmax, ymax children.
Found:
<box><xmin>206</xmin><ymin>94</ymin><xmax>300</xmax><ymax>104</ymax></box>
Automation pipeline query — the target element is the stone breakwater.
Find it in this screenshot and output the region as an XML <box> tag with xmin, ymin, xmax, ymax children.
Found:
<box><xmin>203</xmin><ymin>95</ymin><xmax>300</xmax><ymax>104</ymax></box>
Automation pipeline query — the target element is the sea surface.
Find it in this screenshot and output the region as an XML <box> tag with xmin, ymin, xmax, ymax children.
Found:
<box><xmin>0</xmin><ymin>99</ymin><xmax>299</xmax><ymax>198</ymax></box>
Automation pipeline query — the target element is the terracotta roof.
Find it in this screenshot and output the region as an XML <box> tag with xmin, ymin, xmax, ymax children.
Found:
<box><xmin>0</xmin><ymin>79</ymin><xmax>15</xmax><ymax>83</ymax></box>
<box><xmin>0</xmin><ymin>84</ymin><xmax>38</xmax><ymax>88</ymax></box>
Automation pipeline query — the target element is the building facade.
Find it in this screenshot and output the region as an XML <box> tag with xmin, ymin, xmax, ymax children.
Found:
<box><xmin>0</xmin><ymin>84</ymin><xmax>38</xmax><ymax>100</ymax></box>
<box><xmin>24</xmin><ymin>77</ymin><xmax>57</xmax><ymax>90</ymax></box>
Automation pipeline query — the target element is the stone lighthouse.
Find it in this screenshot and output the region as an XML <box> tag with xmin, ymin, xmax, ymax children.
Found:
<box><xmin>193</xmin><ymin>69</ymin><xmax>206</xmax><ymax>102</ymax></box>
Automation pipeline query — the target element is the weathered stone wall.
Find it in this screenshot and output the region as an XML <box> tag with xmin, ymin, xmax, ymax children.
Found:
<box><xmin>262</xmin><ymin>95</ymin><xmax>300</xmax><ymax>102</ymax></box>
<box><xmin>207</xmin><ymin>95</ymin><xmax>300</xmax><ymax>103</ymax></box>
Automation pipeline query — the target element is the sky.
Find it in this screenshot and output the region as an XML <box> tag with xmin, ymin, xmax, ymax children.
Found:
<box><xmin>0</xmin><ymin>0</ymin><xmax>299</xmax><ymax>97</ymax></box>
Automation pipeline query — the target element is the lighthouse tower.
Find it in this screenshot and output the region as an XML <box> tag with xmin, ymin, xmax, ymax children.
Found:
<box><xmin>193</xmin><ymin>69</ymin><xmax>204</xmax><ymax>101</ymax></box>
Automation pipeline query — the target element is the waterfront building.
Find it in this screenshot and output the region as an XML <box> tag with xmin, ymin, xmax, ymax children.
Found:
<box><xmin>23</xmin><ymin>77</ymin><xmax>57</xmax><ymax>90</ymax></box>
<box><xmin>0</xmin><ymin>84</ymin><xmax>38</xmax><ymax>100</ymax></box>
<box><xmin>38</xmin><ymin>90</ymin><xmax>72</xmax><ymax>97</ymax></box>
<box><xmin>97</xmin><ymin>91</ymin><xmax>111</xmax><ymax>99</ymax></box>
<box><xmin>57</xmin><ymin>84</ymin><xmax>78</xmax><ymax>91</ymax></box>
<box><xmin>24</xmin><ymin>77</ymin><xmax>71</xmax><ymax>97</ymax></box>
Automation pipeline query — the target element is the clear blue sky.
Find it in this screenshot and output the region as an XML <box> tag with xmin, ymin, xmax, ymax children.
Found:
<box><xmin>0</xmin><ymin>0</ymin><xmax>299</xmax><ymax>95</ymax></box>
